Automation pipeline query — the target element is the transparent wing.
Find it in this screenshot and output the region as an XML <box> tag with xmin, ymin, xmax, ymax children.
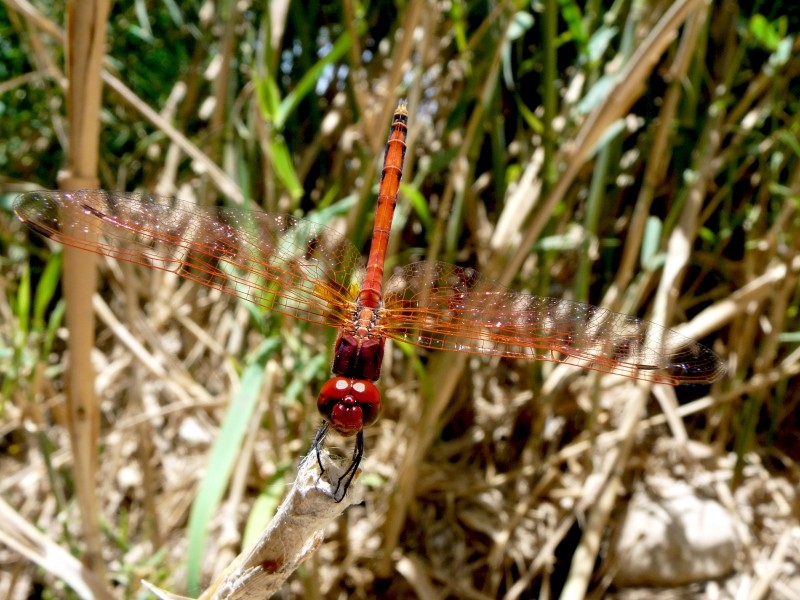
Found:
<box><xmin>14</xmin><ymin>190</ymin><xmax>363</xmax><ymax>327</ymax></box>
<box><xmin>381</xmin><ymin>261</ymin><xmax>725</xmax><ymax>385</ymax></box>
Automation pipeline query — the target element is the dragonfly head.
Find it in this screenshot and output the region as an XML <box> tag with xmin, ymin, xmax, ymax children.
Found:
<box><xmin>317</xmin><ymin>377</ymin><xmax>381</xmax><ymax>436</ymax></box>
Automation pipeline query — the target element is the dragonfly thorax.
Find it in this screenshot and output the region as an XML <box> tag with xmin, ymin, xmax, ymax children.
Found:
<box><xmin>352</xmin><ymin>304</ymin><xmax>381</xmax><ymax>338</ymax></box>
<box><xmin>331</xmin><ymin>328</ymin><xmax>385</xmax><ymax>381</ymax></box>
<box><xmin>330</xmin><ymin>302</ymin><xmax>385</xmax><ymax>381</ymax></box>
<box><xmin>317</xmin><ymin>377</ymin><xmax>381</xmax><ymax>436</ymax></box>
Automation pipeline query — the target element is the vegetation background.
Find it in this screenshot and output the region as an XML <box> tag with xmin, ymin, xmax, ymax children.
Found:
<box><xmin>0</xmin><ymin>0</ymin><xmax>799</xmax><ymax>598</ymax></box>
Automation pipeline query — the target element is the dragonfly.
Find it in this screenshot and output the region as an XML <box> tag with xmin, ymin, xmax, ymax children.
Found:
<box><xmin>14</xmin><ymin>100</ymin><xmax>726</xmax><ymax>500</ymax></box>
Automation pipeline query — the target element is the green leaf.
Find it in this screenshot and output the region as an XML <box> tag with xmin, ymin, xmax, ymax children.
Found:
<box><xmin>517</xmin><ymin>99</ymin><xmax>544</xmax><ymax>134</ymax></box>
<box><xmin>16</xmin><ymin>263</ymin><xmax>30</xmax><ymax>337</ymax></box>
<box><xmin>394</xmin><ymin>339</ymin><xmax>430</xmax><ymax>396</ymax></box>
<box><xmin>309</xmin><ymin>193</ymin><xmax>356</xmax><ymax>221</ymax></box>
<box><xmin>402</xmin><ymin>183</ymin><xmax>432</xmax><ymax>234</ymax></box>
<box><xmin>536</xmin><ymin>233</ymin><xmax>582</xmax><ymax>252</ymax></box>
<box><xmin>448</xmin><ymin>0</ymin><xmax>468</xmax><ymax>52</ymax></box>
<box><xmin>241</xmin><ymin>464</ymin><xmax>293</xmax><ymax>548</ymax></box>
<box><xmin>770</xmin><ymin>35</ymin><xmax>793</xmax><ymax>69</ymax></box>
<box><xmin>42</xmin><ymin>299</ymin><xmax>65</xmax><ymax>358</ymax></box>
<box><xmin>586</xmin><ymin>26</ymin><xmax>617</xmax><ymax>63</ymax></box>
<box><xmin>777</xmin><ymin>331</ymin><xmax>800</xmax><ymax>343</ymax></box>
<box><xmin>283</xmin><ymin>352</ymin><xmax>328</xmax><ymax>404</ymax></box>
<box><xmin>185</xmin><ymin>338</ymin><xmax>280</xmax><ymax>594</ymax></box>
<box><xmin>504</xmin><ymin>12</ymin><xmax>535</xmax><ymax>87</ymax></box>
<box><xmin>749</xmin><ymin>14</ymin><xmax>787</xmax><ymax>51</ymax></box>
<box><xmin>134</xmin><ymin>0</ymin><xmax>154</xmax><ymax>41</ymax></box>
<box><xmin>33</xmin><ymin>252</ymin><xmax>62</xmax><ymax>332</ymax></box>
<box><xmin>698</xmin><ymin>226</ymin><xmax>717</xmax><ymax>245</ymax></box>
<box><xmin>585</xmin><ymin>118</ymin><xmax>626</xmax><ymax>159</ymax></box>
<box><xmin>559</xmin><ymin>0</ymin><xmax>587</xmax><ymax>53</ymax></box>
<box><xmin>269</xmin><ymin>134</ymin><xmax>305</xmax><ymax>201</ymax></box>
<box><xmin>576</xmin><ymin>73</ymin><xmax>615</xmax><ymax>114</ymax></box>
<box><xmin>254</xmin><ymin>71</ymin><xmax>282</xmax><ymax>123</ymax></box>
<box><xmin>276</xmin><ymin>28</ymin><xmax>361</xmax><ymax>129</ymax></box>
<box><xmin>508</xmin><ymin>11</ymin><xmax>534</xmax><ymax>41</ymax></box>
<box><xmin>640</xmin><ymin>216</ymin><xmax>663</xmax><ymax>270</ymax></box>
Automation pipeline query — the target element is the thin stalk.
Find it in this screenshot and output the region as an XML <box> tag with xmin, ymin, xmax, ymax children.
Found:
<box><xmin>541</xmin><ymin>0</ymin><xmax>557</xmax><ymax>186</ymax></box>
<box><xmin>58</xmin><ymin>0</ymin><xmax>111</xmax><ymax>583</ymax></box>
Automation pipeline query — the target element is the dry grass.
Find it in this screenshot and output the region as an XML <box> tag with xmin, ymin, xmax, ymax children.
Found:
<box><xmin>1</xmin><ymin>1</ymin><xmax>799</xmax><ymax>599</ymax></box>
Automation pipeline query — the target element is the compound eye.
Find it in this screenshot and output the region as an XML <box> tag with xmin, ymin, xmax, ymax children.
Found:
<box><xmin>317</xmin><ymin>377</ymin><xmax>382</xmax><ymax>435</ymax></box>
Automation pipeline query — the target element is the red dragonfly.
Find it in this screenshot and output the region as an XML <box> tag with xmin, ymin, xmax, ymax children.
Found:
<box><xmin>14</xmin><ymin>100</ymin><xmax>725</xmax><ymax>499</ymax></box>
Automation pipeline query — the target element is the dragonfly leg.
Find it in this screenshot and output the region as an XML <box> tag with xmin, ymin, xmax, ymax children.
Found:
<box><xmin>311</xmin><ymin>422</ymin><xmax>362</xmax><ymax>502</ymax></box>
<box><xmin>331</xmin><ymin>430</ymin><xmax>363</xmax><ymax>502</ymax></box>
<box><xmin>312</xmin><ymin>421</ymin><xmax>331</xmax><ymax>475</ymax></box>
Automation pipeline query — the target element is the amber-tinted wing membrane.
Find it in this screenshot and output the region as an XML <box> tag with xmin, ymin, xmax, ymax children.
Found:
<box><xmin>381</xmin><ymin>262</ymin><xmax>726</xmax><ymax>385</ymax></box>
<box><xmin>14</xmin><ymin>190</ymin><xmax>363</xmax><ymax>326</ymax></box>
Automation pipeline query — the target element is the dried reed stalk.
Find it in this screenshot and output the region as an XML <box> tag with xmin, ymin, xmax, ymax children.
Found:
<box><xmin>58</xmin><ymin>0</ymin><xmax>111</xmax><ymax>581</ymax></box>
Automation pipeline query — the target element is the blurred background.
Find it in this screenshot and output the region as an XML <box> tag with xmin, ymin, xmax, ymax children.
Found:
<box><xmin>0</xmin><ymin>0</ymin><xmax>799</xmax><ymax>598</ymax></box>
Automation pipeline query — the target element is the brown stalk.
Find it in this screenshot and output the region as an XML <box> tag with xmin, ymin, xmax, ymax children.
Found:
<box><xmin>56</xmin><ymin>0</ymin><xmax>111</xmax><ymax>583</ymax></box>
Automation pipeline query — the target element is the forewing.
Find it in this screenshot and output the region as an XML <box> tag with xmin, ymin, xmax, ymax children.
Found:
<box><xmin>14</xmin><ymin>190</ymin><xmax>363</xmax><ymax>326</ymax></box>
<box><xmin>381</xmin><ymin>261</ymin><xmax>725</xmax><ymax>384</ymax></box>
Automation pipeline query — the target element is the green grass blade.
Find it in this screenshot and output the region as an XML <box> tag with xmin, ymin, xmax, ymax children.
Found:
<box><xmin>15</xmin><ymin>263</ymin><xmax>31</xmax><ymax>337</ymax></box>
<box><xmin>241</xmin><ymin>464</ymin><xmax>293</xmax><ymax>548</ymax></box>
<box><xmin>33</xmin><ymin>252</ymin><xmax>62</xmax><ymax>332</ymax></box>
<box><xmin>276</xmin><ymin>28</ymin><xmax>360</xmax><ymax>129</ymax></box>
<box><xmin>269</xmin><ymin>134</ymin><xmax>305</xmax><ymax>201</ymax></box>
<box><xmin>185</xmin><ymin>338</ymin><xmax>280</xmax><ymax>593</ymax></box>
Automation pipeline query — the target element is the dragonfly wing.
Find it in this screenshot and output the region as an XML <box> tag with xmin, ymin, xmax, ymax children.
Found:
<box><xmin>14</xmin><ymin>190</ymin><xmax>362</xmax><ymax>326</ymax></box>
<box><xmin>381</xmin><ymin>261</ymin><xmax>725</xmax><ymax>385</ymax></box>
